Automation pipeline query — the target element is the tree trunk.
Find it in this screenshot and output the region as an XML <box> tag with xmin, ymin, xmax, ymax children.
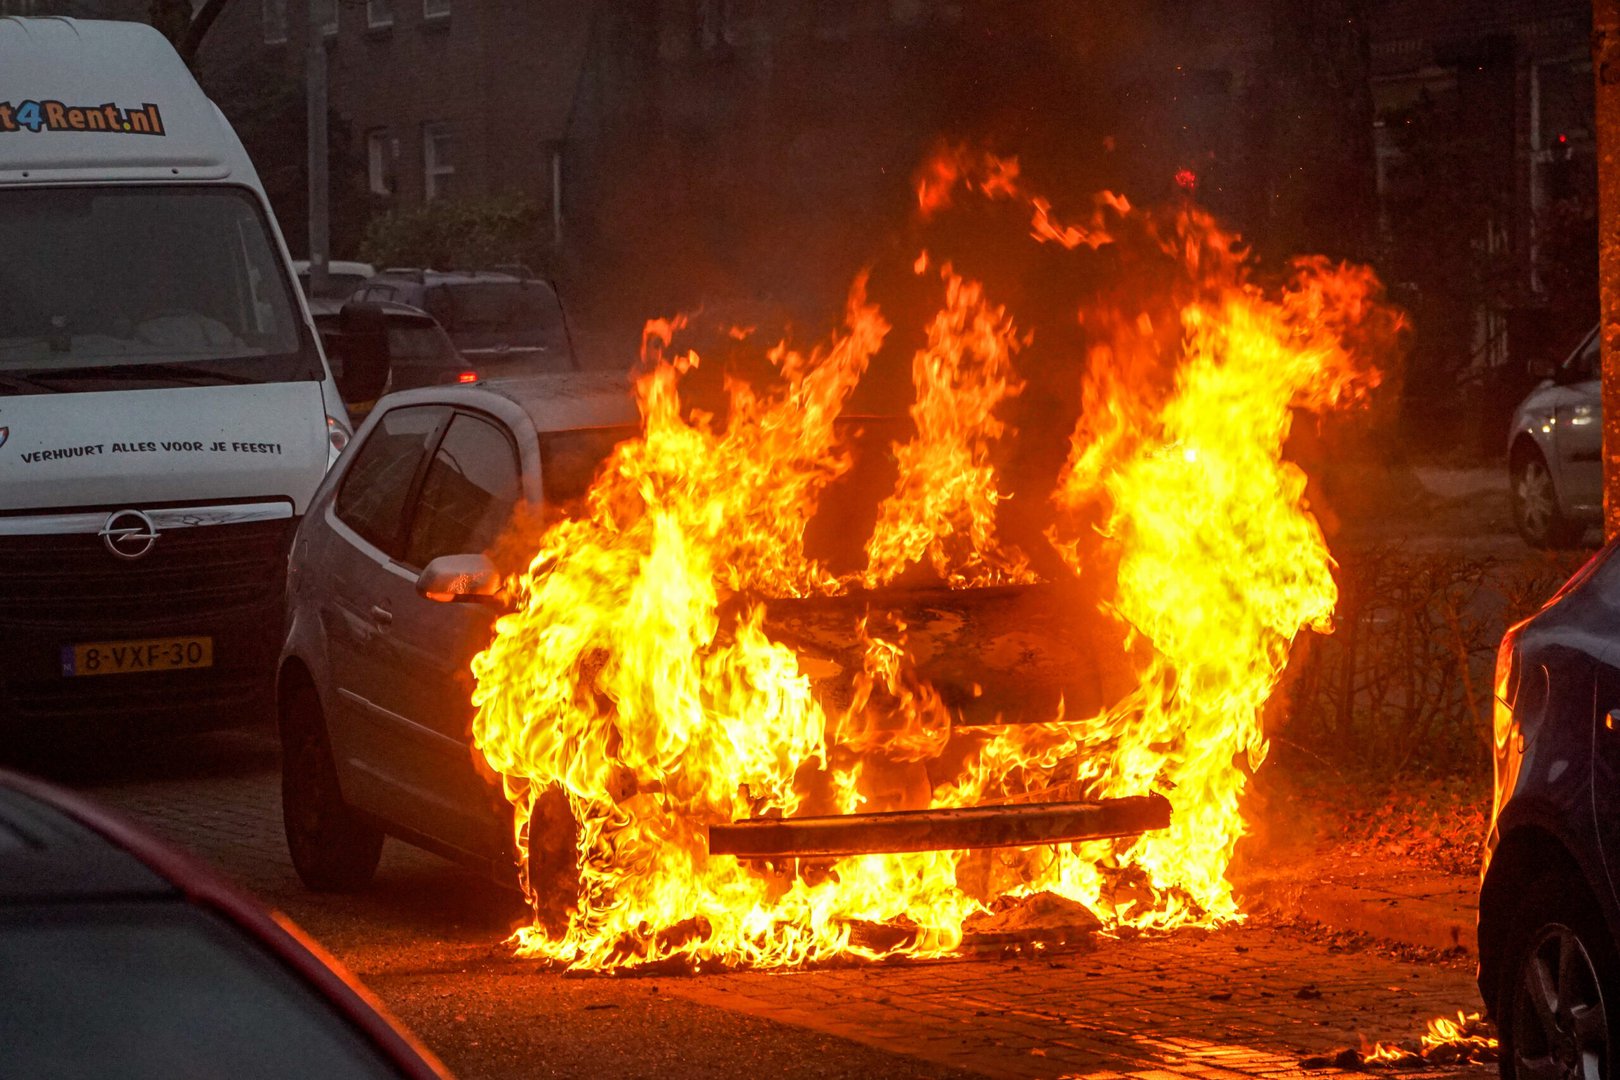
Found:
<box><xmin>1594</xmin><ymin>0</ymin><xmax>1620</xmax><ymax>539</ymax></box>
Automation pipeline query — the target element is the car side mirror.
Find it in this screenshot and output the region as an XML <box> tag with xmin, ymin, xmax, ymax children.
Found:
<box><xmin>416</xmin><ymin>554</ymin><xmax>505</xmax><ymax>606</ymax></box>
<box><xmin>1528</xmin><ymin>356</ymin><xmax>1558</xmax><ymax>382</ymax></box>
<box><xmin>331</xmin><ymin>301</ymin><xmax>392</xmax><ymax>405</ymax></box>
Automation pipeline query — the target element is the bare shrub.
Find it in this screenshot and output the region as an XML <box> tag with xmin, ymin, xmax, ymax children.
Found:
<box><xmin>1278</xmin><ymin>546</ymin><xmax>1590</xmax><ymax>777</ymax></box>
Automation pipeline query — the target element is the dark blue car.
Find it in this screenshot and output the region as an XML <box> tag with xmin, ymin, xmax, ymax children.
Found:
<box><xmin>1482</xmin><ymin>540</ymin><xmax>1620</xmax><ymax>1078</ymax></box>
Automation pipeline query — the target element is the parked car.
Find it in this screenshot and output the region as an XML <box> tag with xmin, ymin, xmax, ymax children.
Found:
<box><xmin>310</xmin><ymin>299</ymin><xmax>478</xmax><ymax>423</ymax></box>
<box><xmin>352</xmin><ymin>270</ymin><xmax>579</xmax><ymax>374</ymax></box>
<box><xmin>278</xmin><ymin>375</ymin><xmax>636</xmax><ymax>890</ymax></box>
<box><xmin>1509</xmin><ymin>324</ymin><xmax>1601</xmax><ymax>548</ymax></box>
<box><xmin>0</xmin><ymin>768</ymin><xmax>454</xmax><ymax>1079</ymax></box>
<box><xmin>294</xmin><ymin>260</ymin><xmax>378</xmax><ymax>302</ymax></box>
<box><xmin>1480</xmin><ymin>538</ymin><xmax>1620</xmax><ymax>1077</ymax></box>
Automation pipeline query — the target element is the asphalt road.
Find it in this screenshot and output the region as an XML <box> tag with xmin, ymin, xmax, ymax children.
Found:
<box><xmin>6</xmin><ymin>724</ymin><xmax>1492</xmax><ymax>1080</ymax></box>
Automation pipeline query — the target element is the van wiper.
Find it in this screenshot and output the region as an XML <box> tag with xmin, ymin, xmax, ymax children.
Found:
<box><xmin>55</xmin><ymin>363</ymin><xmax>260</xmax><ymax>386</ymax></box>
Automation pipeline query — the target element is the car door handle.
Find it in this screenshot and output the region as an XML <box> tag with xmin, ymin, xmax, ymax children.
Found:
<box><xmin>370</xmin><ymin>605</ymin><xmax>393</xmax><ymax>626</ymax></box>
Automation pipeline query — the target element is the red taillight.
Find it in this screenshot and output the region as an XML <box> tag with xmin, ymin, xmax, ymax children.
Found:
<box><xmin>457</xmin><ymin>371</ymin><xmax>478</xmax><ymax>384</ymax></box>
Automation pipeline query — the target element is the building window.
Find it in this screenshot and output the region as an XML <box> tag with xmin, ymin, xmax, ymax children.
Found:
<box><xmin>367</xmin><ymin>129</ymin><xmax>392</xmax><ymax>196</ymax></box>
<box><xmin>367</xmin><ymin>0</ymin><xmax>394</xmax><ymax>29</ymax></box>
<box><xmin>423</xmin><ymin>0</ymin><xmax>450</xmax><ymax>21</ymax></box>
<box><xmin>312</xmin><ymin>0</ymin><xmax>338</xmax><ymax>36</ymax></box>
<box><xmin>423</xmin><ymin>123</ymin><xmax>454</xmax><ymax>200</ymax></box>
<box><xmin>262</xmin><ymin>0</ymin><xmax>288</xmax><ymax>44</ymax></box>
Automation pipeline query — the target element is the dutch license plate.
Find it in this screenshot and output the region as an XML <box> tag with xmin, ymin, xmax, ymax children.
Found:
<box><xmin>61</xmin><ymin>636</ymin><xmax>214</xmax><ymax>677</ymax></box>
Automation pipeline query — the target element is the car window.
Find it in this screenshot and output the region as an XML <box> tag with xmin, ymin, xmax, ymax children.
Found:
<box><xmin>388</xmin><ymin>322</ymin><xmax>460</xmax><ymax>368</ymax></box>
<box><xmin>405</xmin><ymin>412</ymin><xmax>521</xmax><ymax>566</ymax></box>
<box><xmin>538</xmin><ymin>426</ymin><xmax>637</xmax><ymax>510</ymax></box>
<box><xmin>0</xmin><ymin>903</ymin><xmax>407</xmax><ymax>1080</ymax></box>
<box><xmin>423</xmin><ymin>281</ymin><xmax>572</xmax><ymax>362</ymax></box>
<box><xmin>334</xmin><ymin>405</ymin><xmax>449</xmax><ymax>557</ymax></box>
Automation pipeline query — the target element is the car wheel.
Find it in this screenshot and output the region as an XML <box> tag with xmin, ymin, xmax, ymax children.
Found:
<box><xmin>280</xmin><ymin>681</ymin><xmax>383</xmax><ymax>893</ymax></box>
<box><xmin>1512</xmin><ymin>450</ymin><xmax>1581</xmax><ymax>549</ymax></box>
<box><xmin>1498</xmin><ymin>875</ymin><xmax>1618</xmax><ymax>1080</ymax></box>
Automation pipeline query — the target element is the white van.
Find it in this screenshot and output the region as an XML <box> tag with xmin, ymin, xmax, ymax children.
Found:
<box><xmin>0</xmin><ymin>19</ymin><xmax>386</xmax><ymax>735</ymax></box>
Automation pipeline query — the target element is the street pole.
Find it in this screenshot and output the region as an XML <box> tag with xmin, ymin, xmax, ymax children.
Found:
<box><xmin>1595</xmin><ymin>0</ymin><xmax>1620</xmax><ymax>539</ymax></box>
<box><xmin>306</xmin><ymin>0</ymin><xmax>330</xmax><ymax>298</ymax></box>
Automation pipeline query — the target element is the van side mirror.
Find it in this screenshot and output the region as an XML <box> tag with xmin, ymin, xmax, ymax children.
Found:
<box><xmin>331</xmin><ymin>301</ymin><xmax>392</xmax><ymax>405</ymax></box>
<box><xmin>416</xmin><ymin>554</ymin><xmax>505</xmax><ymax>605</ymax></box>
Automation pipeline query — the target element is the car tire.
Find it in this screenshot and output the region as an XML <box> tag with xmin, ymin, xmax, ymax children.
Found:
<box><xmin>1497</xmin><ymin>872</ymin><xmax>1618</xmax><ymax>1080</ymax></box>
<box><xmin>280</xmin><ymin>681</ymin><xmax>384</xmax><ymax>893</ymax></box>
<box><xmin>1511</xmin><ymin>448</ymin><xmax>1582</xmax><ymax>549</ymax></box>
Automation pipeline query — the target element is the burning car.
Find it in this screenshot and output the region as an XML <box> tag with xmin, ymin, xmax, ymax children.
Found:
<box><xmin>280</xmin><ymin>150</ymin><xmax>1396</xmax><ymax>972</ymax></box>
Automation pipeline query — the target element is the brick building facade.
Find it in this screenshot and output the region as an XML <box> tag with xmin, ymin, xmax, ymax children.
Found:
<box><xmin>195</xmin><ymin>0</ymin><xmax>592</xmax><ymax>253</ymax></box>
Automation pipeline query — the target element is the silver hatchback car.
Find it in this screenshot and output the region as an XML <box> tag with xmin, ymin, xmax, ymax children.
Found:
<box><xmin>277</xmin><ymin>374</ymin><xmax>635</xmax><ymax>890</ymax></box>
<box><xmin>1509</xmin><ymin>325</ymin><xmax>1601</xmax><ymax>548</ymax></box>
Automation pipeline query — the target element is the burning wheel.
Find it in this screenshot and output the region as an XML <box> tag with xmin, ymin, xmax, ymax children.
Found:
<box><xmin>1511</xmin><ymin>449</ymin><xmax>1580</xmax><ymax>549</ymax></box>
<box><xmin>280</xmin><ymin>679</ymin><xmax>383</xmax><ymax>893</ymax></box>
<box><xmin>1499</xmin><ymin>877</ymin><xmax>1616</xmax><ymax>1080</ymax></box>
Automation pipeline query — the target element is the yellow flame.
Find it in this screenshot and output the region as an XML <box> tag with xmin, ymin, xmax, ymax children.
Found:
<box><xmin>470</xmin><ymin>149</ymin><xmax>1393</xmax><ymax>970</ymax></box>
<box><xmin>863</xmin><ymin>262</ymin><xmax>1035</xmax><ymax>589</ymax></box>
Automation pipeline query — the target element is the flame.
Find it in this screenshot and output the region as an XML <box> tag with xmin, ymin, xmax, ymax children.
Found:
<box><xmin>1362</xmin><ymin>1011</ymin><xmax>1499</xmax><ymax>1065</ymax></box>
<box><xmin>470</xmin><ymin>147</ymin><xmax>1394</xmax><ymax>970</ymax></box>
<box><xmin>862</xmin><ymin>261</ymin><xmax>1035</xmax><ymax>589</ymax></box>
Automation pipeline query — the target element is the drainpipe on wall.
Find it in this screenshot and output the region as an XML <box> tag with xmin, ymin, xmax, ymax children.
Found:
<box><xmin>1595</xmin><ymin>0</ymin><xmax>1620</xmax><ymax>540</ymax></box>
<box><xmin>552</xmin><ymin>147</ymin><xmax>564</xmax><ymax>250</ymax></box>
<box><xmin>306</xmin><ymin>2</ymin><xmax>330</xmax><ymax>299</ymax></box>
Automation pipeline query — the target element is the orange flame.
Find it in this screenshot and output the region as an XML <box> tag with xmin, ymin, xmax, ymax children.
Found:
<box><xmin>470</xmin><ymin>148</ymin><xmax>1394</xmax><ymax>970</ymax></box>
<box><xmin>862</xmin><ymin>262</ymin><xmax>1035</xmax><ymax>589</ymax></box>
<box><xmin>1362</xmin><ymin>1011</ymin><xmax>1499</xmax><ymax>1065</ymax></box>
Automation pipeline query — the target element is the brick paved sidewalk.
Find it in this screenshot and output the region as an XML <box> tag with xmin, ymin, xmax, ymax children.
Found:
<box><xmin>52</xmin><ymin>729</ymin><xmax>1492</xmax><ymax>1080</ymax></box>
<box><xmin>666</xmin><ymin>927</ymin><xmax>1486</xmax><ymax>1080</ymax></box>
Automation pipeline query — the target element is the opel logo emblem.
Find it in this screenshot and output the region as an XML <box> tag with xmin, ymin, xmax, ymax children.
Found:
<box><xmin>100</xmin><ymin>509</ymin><xmax>160</xmax><ymax>560</ymax></box>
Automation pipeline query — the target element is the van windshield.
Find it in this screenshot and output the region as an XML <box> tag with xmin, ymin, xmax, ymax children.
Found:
<box><xmin>0</xmin><ymin>186</ymin><xmax>319</xmax><ymax>394</ymax></box>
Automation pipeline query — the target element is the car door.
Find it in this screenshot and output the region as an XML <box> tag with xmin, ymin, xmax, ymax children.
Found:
<box><xmin>1551</xmin><ymin>329</ymin><xmax>1603</xmax><ymax>517</ymax></box>
<box><xmin>319</xmin><ymin>403</ymin><xmax>451</xmax><ymax>830</ymax></box>
<box><xmin>361</xmin><ymin>409</ymin><xmax>524</xmax><ymax>860</ymax></box>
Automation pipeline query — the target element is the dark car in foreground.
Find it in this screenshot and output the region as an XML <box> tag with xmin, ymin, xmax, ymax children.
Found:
<box><xmin>1481</xmin><ymin>540</ymin><xmax>1620</xmax><ymax>1078</ymax></box>
<box><xmin>0</xmin><ymin>768</ymin><xmax>454</xmax><ymax>1079</ymax></box>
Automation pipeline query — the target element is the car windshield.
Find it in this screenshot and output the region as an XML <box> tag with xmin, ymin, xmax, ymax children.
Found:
<box><xmin>0</xmin><ymin>903</ymin><xmax>407</xmax><ymax>1080</ymax></box>
<box><xmin>0</xmin><ymin>186</ymin><xmax>318</xmax><ymax>393</ymax></box>
<box><xmin>424</xmin><ymin>281</ymin><xmax>571</xmax><ymax>363</ymax></box>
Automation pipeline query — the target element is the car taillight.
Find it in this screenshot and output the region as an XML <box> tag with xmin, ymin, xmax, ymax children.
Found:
<box><xmin>1492</xmin><ymin>628</ymin><xmax>1520</xmax><ymax>753</ymax></box>
<box><xmin>457</xmin><ymin>370</ymin><xmax>479</xmax><ymax>384</ymax></box>
<box><xmin>326</xmin><ymin>415</ymin><xmax>351</xmax><ymax>457</ymax></box>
